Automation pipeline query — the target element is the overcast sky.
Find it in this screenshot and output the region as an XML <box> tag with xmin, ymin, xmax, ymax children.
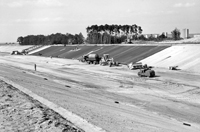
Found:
<box><xmin>0</xmin><ymin>0</ymin><xmax>200</xmax><ymax>42</ymax></box>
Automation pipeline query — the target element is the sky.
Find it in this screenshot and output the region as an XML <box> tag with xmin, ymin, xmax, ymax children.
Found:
<box><xmin>0</xmin><ymin>0</ymin><xmax>200</xmax><ymax>42</ymax></box>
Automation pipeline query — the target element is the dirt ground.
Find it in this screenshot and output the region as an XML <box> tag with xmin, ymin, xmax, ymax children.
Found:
<box><xmin>0</xmin><ymin>52</ymin><xmax>200</xmax><ymax>132</ymax></box>
<box><xmin>0</xmin><ymin>79</ymin><xmax>82</xmax><ymax>132</ymax></box>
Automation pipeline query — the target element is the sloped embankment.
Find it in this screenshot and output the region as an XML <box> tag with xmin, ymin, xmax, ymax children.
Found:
<box><xmin>0</xmin><ymin>45</ymin><xmax>33</xmax><ymax>53</ymax></box>
<box><xmin>140</xmin><ymin>45</ymin><xmax>200</xmax><ymax>72</ymax></box>
<box><xmin>31</xmin><ymin>45</ymin><xmax>169</xmax><ymax>64</ymax></box>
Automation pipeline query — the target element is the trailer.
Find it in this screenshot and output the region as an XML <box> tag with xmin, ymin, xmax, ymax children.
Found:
<box><xmin>127</xmin><ymin>62</ymin><xmax>143</xmax><ymax>70</ymax></box>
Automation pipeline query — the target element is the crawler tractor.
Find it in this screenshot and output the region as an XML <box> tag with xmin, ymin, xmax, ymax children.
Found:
<box><xmin>138</xmin><ymin>68</ymin><xmax>155</xmax><ymax>78</ymax></box>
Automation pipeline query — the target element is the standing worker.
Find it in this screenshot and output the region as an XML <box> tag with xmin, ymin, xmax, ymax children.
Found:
<box><xmin>34</xmin><ymin>64</ymin><xmax>37</xmax><ymax>71</ymax></box>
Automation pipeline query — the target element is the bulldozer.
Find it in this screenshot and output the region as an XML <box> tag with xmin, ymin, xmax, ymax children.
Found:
<box><xmin>99</xmin><ymin>54</ymin><xmax>119</xmax><ymax>67</ymax></box>
<box><xmin>138</xmin><ymin>68</ymin><xmax>155</xmax><ymax>78</ymax></box>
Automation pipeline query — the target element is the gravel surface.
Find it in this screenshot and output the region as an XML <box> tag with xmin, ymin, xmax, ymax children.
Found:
<box><xmin>0</xmin><ymin>80</ymin><xmax>83</xmax><ymax>132</ymax></box>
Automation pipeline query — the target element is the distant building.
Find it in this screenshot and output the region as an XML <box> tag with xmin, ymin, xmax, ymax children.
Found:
<box><xmin>154</xmin><ymin>34</ymin><xmax>159</xmax><ymax>38</ymax></box>
<box><xmin>143</xmin><ymin>34</ymin><xmax>159</xmax><ymax>39</ymax></box>
<box><xmin>194</xmin><ymin>34</ymin><xmax>200</xmax><ymax>38</ymax></box>
<box><xmin>163</xmin><ymin>32</ymin><xmax>168</xmax><ymax>38</ymax></box>
<box><xmin>189</xmin><ymin>33</ymin><xmax>200</xmax><ymax>38</ymax></box>
<box><xmin>167</xmin><ymin>33</ymin><xmax>172</xmax><ymax>38</ymax></box>
<box><xmin>181</xmin><ymin>29</ymin><xmax>189</xmax><ymax>39</ymax></box>
<box><xmin>142</xmin><ymin>29</ymin><xmax>200</xmax><ymax>40</ymax></box>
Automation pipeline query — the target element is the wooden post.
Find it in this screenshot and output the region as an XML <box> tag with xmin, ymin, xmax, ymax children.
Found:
<box><xmin>34</xmin><ymin>64</ymin><xmax>36</xmax><ymax>71</ymax></box>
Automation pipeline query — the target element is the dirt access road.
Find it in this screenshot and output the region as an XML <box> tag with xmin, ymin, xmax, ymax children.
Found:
<box><xmin>0</xmin><ymin>53</ymin><xmax>200</xmax><ymax>132</ymax></box>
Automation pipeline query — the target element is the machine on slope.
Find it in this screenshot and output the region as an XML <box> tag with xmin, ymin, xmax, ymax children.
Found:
<box><xmin>99</xmin><ymin>54</ymin><xmax>119</xmax><ymax>67</ymax></box>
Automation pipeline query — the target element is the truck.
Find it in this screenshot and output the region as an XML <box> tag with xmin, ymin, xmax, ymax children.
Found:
<box><xmin>81</xmin><ymin>54</ymin><xmax>101</xmax><ymax>64</ymax></box>
<box><xmin>11</xmin><ymin>51</ymin><xmax>23</xmax><ymax>55</ymax></box>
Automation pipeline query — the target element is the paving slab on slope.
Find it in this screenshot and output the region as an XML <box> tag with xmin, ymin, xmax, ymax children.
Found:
<box><xmin>31</xmin><ymin>45</ymin><xmax>169</xmax><ymax>65</ymax></box>
<box><xmin>59</xmin><ymin>46</ymin><xmax>102</xmax><ymax>59</ymax></box>
<box><xmin>97</xmin><ymin>46</ymin><xmax>169</xmax><ymax>64</ymax></box>
<box><xmin>32</xmin><ymin>46</ymin><xmax>65</xmax><ymax>56</ymax></box>
<box><xmin>92</xmin><ymin>46</ymin><xmax>117</xmax><ymax>56</ymax></box>
<box><xmin>28</xmin><ymin>45</ymin><xmax>51</xmax><ymax>54</ymax></box>
<box><xmin>93</xmin><ymin>46</ymin><xmax>169</xmax><ymax>64</ymax></box>
<box><xmin>140</xmin><ymin>45</ymin><xmax>200</xmax><ymax>72</ymax></box>
<box><xmin>114</xmin><ymin>46</ymin><xmax>156</xmax><ymax>64</ymax></box>
<box><xmin>51</xmin><ymin>46</ymin><xmax>77</xmax><ymax>57</ymax></box>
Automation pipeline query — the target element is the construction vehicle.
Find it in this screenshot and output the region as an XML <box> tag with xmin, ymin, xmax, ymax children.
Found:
<box><xmin>138</xmin><ymin>68</ymin><xmax>155</xmax><ymax>77</ymax></box>
<box><xmin>127</xmin><ymin>62</ymin><xmax>143</xmax><ymax>70</ymax></box>
<box><xmin>81</xmin><ymin>54</ymin><xmax>101</xmax><ymax>64</ymax></box>
<box><xmin>127</xmin><ymin>62</ymin><xmax>149</xmax><ymax>70</ymax></box>
<box><xmin>21</xmin><ymin>49</ymin><xmax>28</xmax><ymax>55</ymax></box>
<box><xmin>99</xmin><ymin>54</ymin><xmax>119</xmax><ymax>67</ymax></box>
<box><xmin>126</xmin><ymin>38</ymin><xmax>132</xmax><ymax>44</ymax></box>
<box><xmin>11</xmin><ymin>51</ymin><xmax>23</xmax><ymax>55</ymax></box>
<box><xmin>169</xmin><ymin>66</ymin><xmax>178</xmax><ymax>70</ymax></box>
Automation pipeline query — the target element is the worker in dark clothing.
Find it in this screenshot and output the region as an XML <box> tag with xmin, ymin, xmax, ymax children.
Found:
<box><xmin>34</xmin><ymin>64</ymin><xmax>37</xmax><ymax>71</ymax></box>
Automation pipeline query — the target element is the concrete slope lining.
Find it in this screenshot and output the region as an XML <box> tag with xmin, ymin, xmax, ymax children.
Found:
<box><xmin>113</xmin><ymin>46</ymin><xmax>169</xmax><ymax>64</ymax></box>
<box><xmin>50</xmin><ymin>46</ymin><xmax>77</xmax><ymax>57</ymax></box>
<box><xmin>139</xmin><ymin>45</ymin><xmax>200</xmax><ymax>72</ymax></box>
<box><xmin>59</xmin><ymin>46</ymin><xmax>101</xmax><ymax>59</ymax></box>
<box><xmin>92</xmin><ymin>46</ymin><xmax>117</xmax><ymax>56</ymax></box>
<box><xmin>32</xmin><ymin>46</ymin><xmax>65</xmax><ymax>56</ymax></box>
<box><xmin>31</xmin><ymin>45</ymin><xmax>169</xmax><ymax>64</ymax></box>
<box><xmin>28</xmin><ymin>45</ymin><xmax>51</xmax><ymax>54</ymax></box>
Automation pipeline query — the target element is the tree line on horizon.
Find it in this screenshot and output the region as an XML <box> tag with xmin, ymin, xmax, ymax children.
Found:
<box><xmin>16</xmin><ymin>25</ymin><xmax>181</xmax><ymax>45</ymax></box>
<box><xmin>85</xmin><ymin>24</ymin><xmax>182</xmax><ymax>43</ymax></box>
<box><xmin>85</xmin><ymin>24</ymin><xmax>143</xmax><ymax>44</ymax></box>
<box><xmin>17</xmin><ymin>33</ymin><xmax>84</xmax><ymax>45</ymax></box>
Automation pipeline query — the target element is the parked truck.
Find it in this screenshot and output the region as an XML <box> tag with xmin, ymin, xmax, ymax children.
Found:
<box><xmin>11</xmin><ymin>51</ymin><xmax>23</xmax><ymax>55</ymax></box>
<box><xmin>81</xmin><ymin>54</ymin><xmax>101</xmax><ymax>64</ymax></box>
